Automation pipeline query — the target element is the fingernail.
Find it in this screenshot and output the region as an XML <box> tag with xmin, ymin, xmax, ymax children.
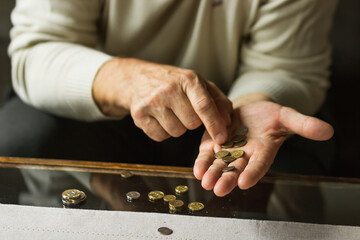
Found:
<box><xmin>216</xmin><ymin>133</ymin><xmax>226</xmax><ymax>144</ymax></box>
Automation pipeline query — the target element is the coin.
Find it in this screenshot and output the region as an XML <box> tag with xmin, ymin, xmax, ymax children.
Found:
<box><xmin>126</xmin><ymin>191</ymin><xmax>140</xmax><ymax>201</ymax></box>
<box><xmin>233</xmin><ymin>139</ymin><xmax>247</xmax><ymax>148</ymax></box>
<box><xmin>214</xmin><ymin>150</ymin><xmax>230</xmax><ymax>159</ymax></box>
<box><xmin>222</xmin><ymin>166</ymin><xmax>235</xmax><ymax>172</ymax></box>
<box><xmin>188</xmin><ymin>202</ymin><xmax>205</xmax><ymax>212</ymax></box>
<box><xmin>163</xmin><ymin>195</ymin><xmax>176</xmax><ymax>202</ymax></box>
<box><xmin>221</xmin><ymin>140</ymin><xmax>233</xmax><ymax>148</ymax></box>
<box><xmin>237</xmin><ymin>125</ymin><xmax>248</xmax><ymax>136</ymax></box>
<box><xmin>231</xmin><ymin>149</ymin><xmax>244</xmax><ymax>158</ymax></box>
<box><xmin>222</xmin><ymin>156</ymin><xmax>236</xmax><ymax>163</ymax></box>
<box><xmin>62</xmin><ymin>189</ymin><xmax>82</xmax><ymax>200</ymax></box>
<box><xmin>231</xmin><ymin>134</ymin><xmax>246</xmax><ymax>143</ymax></box>
<box><xmin>148</xmin><ymin>191</ymin><xmax>165</xmax><ymax>201</ymax></box>
<box><xmin>158</xmin><ymin>227</ymin><xmax>173</xmax><ymax>235</ymax></box>
<box><xmin>175</xmin><ymin>185</ymin><xmax>188</xmax><ymax>194</ymax></box>
<box><xmin>169</xmin><ymin>199</ymin><xmax>184</xmax><ymax>211</ymax></box>
<box><xmin>120</xmin><ymin>170</ymin><xmax>134</xmax><ymax>178</ymax></box>
<box><xmin>62</xmin><ymin>190</ymin><xmax>86</xmax><ymax>206</ymax></box>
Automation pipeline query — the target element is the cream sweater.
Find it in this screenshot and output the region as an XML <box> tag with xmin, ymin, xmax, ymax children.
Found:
<box><xmin>8</xmin><ymin>0</ymin><xmax>337</xmax><ymax>121</ymax></box>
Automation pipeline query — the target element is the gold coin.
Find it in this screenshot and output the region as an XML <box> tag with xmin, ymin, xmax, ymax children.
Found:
<box><xmin>222</xmin><ymin>156</ymin><xmax>236</xmax><ymax>163</ymax></box>
<box><xmin>148</xmin><ymin>191</ymin><xmax>165</xmax><ymax>201</ymax></box>
<box><xmin>188</xmin><ymin>202</ymin><xmax>204</xmax><ymax>212</ymax></box>
<box><xmin>62</xmin><ymin>189</ymin><xmax>82</xmax><ymax>200</ymax></box>
<box><xmin>231</xmin><ymin>135</ymin><xmax>246</xmax><ymax>143</ymax></box>
<box><xmin>222</xmin><ymin>166</ymin><xmax>235</xmax><ymax>172</ymax></box>
<box><xmin>214</xmin><ymin>150</ymin><xmax>230</xmax><ymax>159</ymax></box>
<box><xmin>62</xmin><ymin>190</ymin><xmax>87</xmax><ymax>205</ymax></box>
<box><xmin>175</xmin><ymin>185</ymin><xmax>188</xmax><ymax>194</ymax></box>
<box><xmin>231</xmin><ymin>150</ymin><xmax>244</xmax><ymax>158</ymax></box>
<box><xmin>233</xmin><ymin>139</ymin><xmax>247</xmax><ymax>148</ymax></box>
<box><xmin>120</xmin><ymin>170</ymin><xmax>134</xmax><ymax>178</ymax></box>
<box><xmin>169</xmin><ymin>200</ymin><xmax>184</xmax><ymax>210</ymax></box>
<box><xmin>163</xmin><ymin>195</ymin><xmax>176</xmax><ymax>202</ymax></box>
<box><xmin>221</xmin><ymin>140</ymin><xmax>234</xmax><ymax>148</ymax></box>
<box><xmin>236</xmin><ymin>125</ymin><xmax>248</xmax><ymax>136</ymax></box>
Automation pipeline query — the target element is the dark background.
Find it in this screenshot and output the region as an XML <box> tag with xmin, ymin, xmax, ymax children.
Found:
<box><xmin>0</xmin><ymin>1</ymin><xmax>359</xmax><ymax>177</ymax></box>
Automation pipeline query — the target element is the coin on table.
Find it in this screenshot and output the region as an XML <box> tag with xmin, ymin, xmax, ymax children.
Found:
<box><xmin>231</xmin><ymin>150</ymin><xmax>244</xmax><ymax>159</ymax></box>
<box><xmin>221</xmin><ymin>140</ymin><xmax>234</xmax><ymax>148</ymax></box>
<box><xmin>175</xmin><ymin>185</ymin><xmax>188</xmax><ymax>194</ymax></box>
<box><xmin>148</xmin><ymin>191</ymin><xmax>165</xmax><ymax>201</ymax></box>
<box><xmin>233</xmin><ymin>139</ymin><xmax>247</xmax><ymax>148</ymax></box>
<box><xmin>188</xmin><ymin>202</ymin><xmax>205</xmax><ymax>212</ymax></box>
<box><xmin>222</xmin><ymin>166</ymin><xmax>235</xmax><ymax>172</ymax></box>
<box><xmin>158</xmin><ymin>227</ymin><xmax>173</xmax><ymax>235</ymax></box>
<box><xmin>126</xmin><ymin>191</ymin><xmax>141</xmax><ymax>201</ymax></box>
<box><xmin>163</xmin><ymin>195</ymin><xmax>176</xmax><ymax>202</ymax></box>
<box><xmin>62</xmin><ymin>189</ymin><xmax>86</xmax><ymax>206</ymax></box>
<box><xmin>222</xmin><ymin>156</ymin><xmax>236</xmax><ymax>163</ymax></box>
<box><xmin>62</xmin><ymin>189</ymin><xmax>82</xmax><ymax>200</ymax></box>
<box><xmin>169</xmin><ymin>199</ymin><xmax>184</xmax><ymax>211</ymax></box>
<box><xmin>214</xmin><ymin>150</ymin><xmax>230</xmax><ymax>159</ymax></box>
<box><xmin>120</xmin><ymin>170</ymin><xmax>134</xmax><ymax>178</ymax></box>
<box><xmin>231</xmin><ymin>134</ymin><xmax>246</xmax><ymax>143</ymax></box>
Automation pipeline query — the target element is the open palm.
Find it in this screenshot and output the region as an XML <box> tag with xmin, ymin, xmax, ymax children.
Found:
<box><xmin>193</xmin><ymin>101</ymin><xmax>334</xmax><ymax>197</ymax></box>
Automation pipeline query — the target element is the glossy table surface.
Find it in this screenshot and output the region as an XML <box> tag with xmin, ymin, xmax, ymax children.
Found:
<box><xmin>0</xmin><ymin>156</ymin><xmax>360</xmax><ymax>227</ymax></box>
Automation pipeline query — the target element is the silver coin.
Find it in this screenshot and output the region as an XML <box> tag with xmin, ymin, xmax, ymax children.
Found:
<box><xmin>158</xmin><ymin>227</ymin><xmax>173</xmax><ymax>235</ymax></box>
<box><xmin>126</xmin><ymin>191</ymin><xmax>141</xmax><ymax>201</ymax></box>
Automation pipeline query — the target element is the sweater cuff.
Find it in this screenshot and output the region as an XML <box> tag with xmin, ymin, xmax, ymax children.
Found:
<box><xmin>62</xmin><ymin>51</ymin><xmax>114</xmax><ymax>121</ymax></box>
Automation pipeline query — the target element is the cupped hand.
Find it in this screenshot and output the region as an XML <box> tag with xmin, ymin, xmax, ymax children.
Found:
<box><xmin>93</xmin><ymin>58</ymin><xmax>232</xmax><ymax>143</ymax></box>
<box><xmin>193</xmin><ymin>99</ymin><xmax>334</xmax><ymax>197</ymax></box>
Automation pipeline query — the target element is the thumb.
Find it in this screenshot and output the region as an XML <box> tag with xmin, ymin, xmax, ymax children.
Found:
<box><xmin>280</xmin><ymin>107</ymin><xmax>334</xmax><ymax>141</ymax></box>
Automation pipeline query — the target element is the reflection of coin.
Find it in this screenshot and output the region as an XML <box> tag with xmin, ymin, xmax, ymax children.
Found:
<box><xmin>169</xmin><ymin>200</ymin><xmax>184</xmax><ymax>211</ymax></box>
<box><xmin>233</xmin><ymin>139</ymin><xmax>247</xmax><ymax>148</ymax></box>
<box><xmin>62</xmin><ymin>189</ymin><xmax>81</xmax><ymax>200</ymax></box>
<box><xmin>221</xmin><ymin>140</ymin><xmax>234</xmax><ymax>148</ymax></box>
<box><xmin>231</xmin><ymin>135</ymin><xmax>246</xmax><ymax>143</ymax></box>
<box><xmin>120</xmin><ymin>170</ymin><xmax>134</xmax><ymax>178</ymax></box>
<box><xmin>222</xmin><ymin>166</ymin><xmax>235</xmax><ymax>172</ymax></box>
<box><xmin>163</xmin><ymin>195</ymin><xmax>176</xmax><ymax>202</ymax></box>
<box><xmin>188</xmin><ymin>202</ymin><xmax>205</xmax><ymax>212</ymax></box>
<box><xmin>214</xmin><ymin>150</ymin><xmax>230</xmax><ymax>159</ymax></box>
<box><xmin>148</xmin><ymin>191</ymin><xmax>165</xmax><ymax>201</ymax></box>
<box><xmin>175</xmin><ymin>185</ymin><xmax>188</xmax><ymax>194</ymax></box>
<box><xmin>222</xmin><ymin>156</ymin><xmax>236</xmax><ymax>163</ymax></box>
<box><xmin>158</xmin><ymin>227</ymin><xmax>173</xmax><ymax>235</ymax></box>
<box><xmin>126</xmin><ymin>191</ymin><xmax>140</xmax><ymax>201</ymax></box>
<box><xmin>231</xmin><ymin>150</ymin><xmax>244</xmax><ymax>158</ymax></box>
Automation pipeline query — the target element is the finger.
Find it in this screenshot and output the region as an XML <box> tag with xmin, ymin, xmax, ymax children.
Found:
<box><xmin>170</xmin><ymin>93</ymin><xmax>202</xmax><ymax>130</ymax></box>
<box><xmin>184</xmin><ymin>77</ymin><xmax>228</xmax><ymax>144</ymax></box>
<box><xmin>213</xmin><ymin>157</ymin><xmax>248</xmax><ymax>197</ymax></box>
<box><xmin>154</xmin><ymin>108</ymin><xmax>187</xmax><ymax>137</ymax></box>
<box><xmin>133</xmin><ymin>116</ymin><xmax>170</xmax><ymax>142</ymax></box>
<box><xmin>201</xmin><ymin>158</ymin><xmax>227</xmax><ymax>190</ymax></box>
<box><xmin>280</xmin><ymin>107</ymin><xmax>334</xmax><ymax>140</ymax></box>
<box><xmin>193</xmin><ymin>149</ymin><xmax>215</xmax><ymax>180</ymax></box>
<box><xmin>238</xmin><ymin>149</ymin><xmax>275</xmax><ymax>190</ymax></box>
<box><xmin>205</xmin><ymin>81</ymin><xmax>233</xmax><ymax>126</ymax></box>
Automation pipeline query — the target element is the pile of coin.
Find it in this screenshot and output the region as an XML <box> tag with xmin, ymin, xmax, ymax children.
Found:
<box><xmin>147</xmin><ymin>185</ymin><xmax>205</xmax><ymax>213</ymax></box>
<box><xmin>62</xmin><ymin>189</ymin><xmax>87</xmax><ymax>207</ymax></box>
<box><xmin>213</xmin><ymin>125</ymin><xmax>248</xmax><ymax>173</ymax></box>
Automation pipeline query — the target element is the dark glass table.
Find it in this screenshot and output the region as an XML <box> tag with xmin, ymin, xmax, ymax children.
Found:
<box><xmin>1</xmin><ymin>156</ymin><xmax>360</xmax><ymax>227</ymax></box>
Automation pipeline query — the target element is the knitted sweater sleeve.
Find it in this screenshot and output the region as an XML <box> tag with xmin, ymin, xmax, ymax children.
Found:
<box><xmin>8</xmin><ymin>0</ymin><xmax>113</xmax><ymax>121</ymax></box>
<box><xmin>228</xmin><ymin>0</ymin><xmax>338</xmax><ymax>115</ymax></box>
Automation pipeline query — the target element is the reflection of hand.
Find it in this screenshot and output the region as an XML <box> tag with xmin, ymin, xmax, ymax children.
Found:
<box><xmin>194</xmin><ymin>93</ymin><xmax>334</xmax><ymax>197</ymax></box>
<box><xmin>93</xmin><ymin>58</ymin><xmax>232</xmax><ymax>143</ymax></box>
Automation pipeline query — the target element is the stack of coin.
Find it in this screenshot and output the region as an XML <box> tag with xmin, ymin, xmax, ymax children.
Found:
<box><xmin>62</xmin><ymin>189</ymin><xmax>86</xmax><ymax>206</ymax></box>
<box><xmin>169</xmin><ymin>199</ymin><xmax>184</xmax><ymax>212</ymax></box>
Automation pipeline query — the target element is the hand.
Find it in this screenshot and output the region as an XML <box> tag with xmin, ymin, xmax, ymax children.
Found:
<box><xmin>93</xmin><ymin>58</ymin><xmax>232</xmax><ymax>143</ymax></box>
<box><xmin>193</xmin><ymin>94</ymin><xmax>334</xmax><ymax>196</ymax></box>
